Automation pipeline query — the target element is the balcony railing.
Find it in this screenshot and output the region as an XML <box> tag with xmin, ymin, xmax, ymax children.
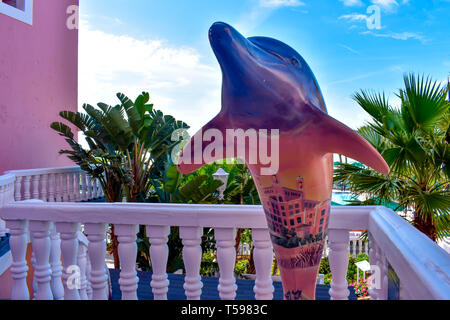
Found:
<box><xmin>0</xmin><ymin>166</ymin><xmax>449</xmax><ymax>300</ymax></box>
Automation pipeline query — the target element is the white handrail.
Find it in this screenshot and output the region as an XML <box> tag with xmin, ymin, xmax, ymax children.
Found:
<box><xmin>1</xmin><ymin>167</ymin><xmax>449</xmax><ymax>300</ymax></box>
<box><xmin>2</xmin><ymin>201</ymin><xmax>449</xmax><ymax>300</ymax></box>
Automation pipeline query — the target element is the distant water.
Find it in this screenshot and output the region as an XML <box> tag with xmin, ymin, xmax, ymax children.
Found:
<box><xmin>332</xmin><ymin>191</ymin><xmax>360</xmax><ymax>205</ymax></box>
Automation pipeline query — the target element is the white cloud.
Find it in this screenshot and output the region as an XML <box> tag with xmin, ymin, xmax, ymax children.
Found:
<box><xmin>361</xmin><ymin>30</ymin><xmax>428</xmax><ymax>42</ymax></box>
<box><xmin>259</xmin><ymin>0</ymin><xmax>305</xmax><ymax>7</ymax></box>
<box><xmin>78</xmin><ymin>19</ymin><xmax>222</xmax><ymax>135</ymax></box>
<box><xmin>370</xmin><ymin>0</ymin><xmax>399</xmax><ymax>12</ymax></box>
<box><xmin>339</xmin><ymin>13</ymin><xmax>369</xmax><ymax>22</ymax></box>
<box><xmin>339</xmin><ymin>0</ymin><xmax>364</xmax><ymax>6</ymax></box>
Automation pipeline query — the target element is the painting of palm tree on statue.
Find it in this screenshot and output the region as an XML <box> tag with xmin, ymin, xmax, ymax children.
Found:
<box><xmin>258</xmin><ymin>175</ymin><xmax>330</xmax><ymax>300</ymax></box>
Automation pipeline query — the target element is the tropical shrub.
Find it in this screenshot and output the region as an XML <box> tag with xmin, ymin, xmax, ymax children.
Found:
<box><xmin>51</xmin><ymin>92</ymin><xmax>189</xmax><ymax>268</ymax></box>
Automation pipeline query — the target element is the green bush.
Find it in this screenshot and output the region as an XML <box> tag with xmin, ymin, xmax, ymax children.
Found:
<box><xmin>234</xmin><ymin>260</ymin><xmax>248</xmax><ymax>276</ymax></box>
<box><xmin>200</xmin><ymin>250</ymin><xmax>218</xmax><ymax>276</ymax></box>
<box><xmin>319</xmin><ymin>253</ymin><xmax>370</xmax><ymax>285</ymax></box>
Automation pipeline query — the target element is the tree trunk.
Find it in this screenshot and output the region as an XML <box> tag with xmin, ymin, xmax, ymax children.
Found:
<box><xmin>413</xmin><ymin>210</ymin><xmax>437</xmax><ymax>242</ymax></box>
<box><xmin>110</xmin><ymin>224</ymin><xmax>121</xmax><ymax>269</ymax></box>
<box><xmin>247</xmin><ymin>245</ymin><xmax>256</xmax><ymax>274</ymax></box>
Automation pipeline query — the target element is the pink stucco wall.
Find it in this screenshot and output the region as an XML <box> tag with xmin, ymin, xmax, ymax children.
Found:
<box><xmin>0</xmin><ymin>0</ymin><xmax>79</xmax><ymax>174</ymax></box>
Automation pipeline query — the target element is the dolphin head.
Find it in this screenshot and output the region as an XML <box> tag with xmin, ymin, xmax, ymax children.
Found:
<box><xmin>209</xmin><ymin>22</ymin><xmax>326</xmax><ymax>132</ymax></box>
<box><xmin>177</xmin><ymin>22</ymin><xmax>389</xmax><ymax>176</ymax></box>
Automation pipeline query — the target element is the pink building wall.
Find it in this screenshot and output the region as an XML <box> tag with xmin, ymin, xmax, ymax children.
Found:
<box><xmin>0</xmin><ymin>0</ymin><xmax>78</xmax><ymax>174</ymax></box>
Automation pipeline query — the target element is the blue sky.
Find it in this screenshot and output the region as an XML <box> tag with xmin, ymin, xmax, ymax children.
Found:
<box><xmin>78</xmin><ymin>0</ymin><xmax>450</xmax><ymax>133</ymax></box>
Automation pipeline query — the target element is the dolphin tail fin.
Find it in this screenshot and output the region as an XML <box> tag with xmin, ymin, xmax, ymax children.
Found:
<box><xmin>177</xmin><ymin>114</ymin><xmax>228</xmax><ymax>174</ymax></box>
<box><xmin>318</xmin><ymin>113</ymin><xmax>390</xmax><ymax>175</ymax></box>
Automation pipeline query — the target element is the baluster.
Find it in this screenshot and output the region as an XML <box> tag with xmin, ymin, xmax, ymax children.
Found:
<box><xmin>368</xmin><ymin>234</ymin><xmax>379</xmax><ymax>300</ymax></box>
<box><xmin>74</xmin><ymin>172</ymin><xmax>81</xmax><ymax>202</ymax></box>
<box><xmin>180</xmin><ymin>227</ymin><xmax>203</xmax><ymax>300</ymax></box>
<box><xmin>85</xmin><ymin>223</ymin><xmax>108</xmax><ymax>300</ymax></box>
<box><xmin>252</xmin><ymin>228</ymin><xmax>274</xmax><ymax>300</ymax></box>
<box><xmin>86</xmin><ymin>175</ymin><xmax>92</xmax><ymax>201</ymax></box>
<box><xmin>40</xmin><ymin>174</ymin><xmax>49</xmax><ymax>202</ymax></box>
<box><xmin>55</xmin><ymin>174</ymin><xmax>62</xmax><ymax>202</ymax></box>
<box><xmin>368</xmin><ymin>234</ymin><xmax>388</xmax><ymax>300</ymax></box>
<box><xmin>6</xmin><ymin>219</ymin><xmax>29</xmax><ymax>300</ymax></box>
<box><xmin>68</xmin><ymin>173</ymin><xmax>75</xmax><ymax>202</ymax></box>
<box><xmin>48</xmin><ymin>174</ymin><xmax>56</xmax><ymax>202</ymax></box>
<box><xmin>30</xmin><ymin>248</ymin><xmax>37</xmax><ymax>299</ymax></box>
<box><xmin>29</xmin><ymin>220</ymin><xmax>53</xmax><ymax>300</ymax></box>
<box><xmin>56</xmin><ymin>222</ymin><xmax>81</xmax><ymax>300</ymax></box>
<box><xmin>77</xmin><ymin>244</ymin><xmax>89</xmax><ymax>300</ymax></box>
<box><xmin>23</xmin><ymin>176</ymin><xmax>32</xmax><ymax>200</ymax></box>
<box><xmin>14</xmin><ymin>176</ymin><xmax>23</xmax><ymax>201</ymax></box>
<box><xmin>147</xmin><ymin>225</ymin><xmax>170</xmax><ymax>300</ymax></box>
<box><xmin>215</xmin><ymin>228</ymin><xmax>237</xmax><ymax>300</ymax></box>
<box><xmin>31</xmin><ymin>175</ymin><xmax>40</xmax><ymax>200</ymax></box>
<box><xmin>352</xmin><ymin>239</ymin><xmax>357</xmax><ymax>257</ymax></box>
<box><xmin>116</xmin><ymin>224</ymin><xmax>139</xmax><ymax>300</ymax></box>
<box><xmin>61</xmin><ymin>174</ymin><xmax>69</xmax><ymax>202</ymax></box>
<box><xmin>104</xmin><ymin>266</ymin><xmax>110</xmax><ymax>300</ymax></box>
<box><xmin>93</xmin><ymin>179</ymin><xmax>99</xmax><ymax>199</ymax></box>
<box><xmin>328</xmin><ymin>229</ymin><xmax>350</xmax><ymax>300</ymax></box>
<box><xmin>364</xmin><ymin>241</ymin><xmax>369</xmax><ymax>256</ymax></box>
<box><xmin>50</xmin><ymin>223</ymin><xmax>64</xmax><ymax>300</ymax></box>
<box><xmin>85</xmin><ymin>255</ymin><xmax>93</xmax><ymax>300</ymax></box>
<box><xmin>81</xmin><ymin>172</ymin><xmax>87</xmax><ymax>201</ymax></box>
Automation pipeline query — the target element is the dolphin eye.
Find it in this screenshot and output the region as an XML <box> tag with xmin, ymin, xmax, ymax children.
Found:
<box><xmin>290</xmin><ymin>58</ymin><xmax>300</xmax><ymax>67</ymax></box>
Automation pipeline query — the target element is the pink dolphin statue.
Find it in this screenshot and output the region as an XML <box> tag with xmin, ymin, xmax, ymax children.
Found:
<box><xmin>178</xmin><ymin>22</ymin><xmax>389</xmax><ymax>300</ymax></box>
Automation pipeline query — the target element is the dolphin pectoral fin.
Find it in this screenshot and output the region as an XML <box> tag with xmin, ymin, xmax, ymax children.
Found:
<box><xmin>317</xmin><ymin>113</ymin><xmax>390</xmax><ymax>175</ymax></box>
<box><xmin>177</xmin><ymin>114</ymin><xmax>229</xmax><ymax>174</ymax></box>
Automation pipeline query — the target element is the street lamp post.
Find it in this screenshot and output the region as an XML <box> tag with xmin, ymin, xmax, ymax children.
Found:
<box><xmin>213</xmin><ymin>168</ymin><xmax>229</xmax><ymax>201</ymax></box>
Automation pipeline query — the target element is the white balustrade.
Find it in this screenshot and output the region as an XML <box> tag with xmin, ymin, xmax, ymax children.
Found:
<box><xmin>29</xmin><ymin>220</ymin><xmax>53</xmax><ymax>300</ymax></box>
<box><xmin>56</xmin><ymin>222</ymin><xmax>81</xmax><ymax>300</ymax></box>
<box><xmin>49</xmin><ymin>223</ymin><xmax>64</xmax><ymax>300</ymax></box>
<box><xmin>40</xmin><ymin>174</ymin><xmax>49</xmax><ymax>202</ymax></box>
<box><xmin>147</xmin><ymin>225</ymin><xmax>170</xmax><ymax>300</ymax></box>
<box><xmin>31</xmin><ymin>175</ymin><xmax>40</xmax><ymax>200</ymax></box>
<box><xmin>1</xmin><ymin>172</ymin><xmax>449</xmax><ymax>301</ymax></box>
<box><xmin>14</xmin><ymin>176</ymin><xmax>22</xmax><ymax>201</ymax></box>
<box><xmin>86</xmin><ymin>175</ymin><xmax>92</xmax><ymax>200</ymax></box>
<box><xmin>5</xmin><ymin>219</ymin><xmax>29</xmax><ymax>300</ymax></box>
<box><xmin>215</xmin><ymin>228</ymin><xmax>237</xmax><ymax>300</ymax></box>
<box><xmin>48</xmin><ymin>173</ymin><xmax>56</xmax><ymax>202</ymax></box>
<box><xmin>81</xmin><ymin>172</ymin><xmax>87</xmax><ymax>201</ymax></box>
<box><xmin>77</xmin><ymin>241</ymin><xmax>89</xmax><ymax>300</ymax></box>
<box><xmin>116</xmin><ymin>224</ymin><xmax>139</xmax><ymax>300</ymax></box>
<box><xmin>328</xmin><ymin>229</ymin><xmax>350</xmax><ymax>300</ymax></box>
<box><xmin>5</xmin><ymin>167</ymin><xmax>105</xmax><ymax>205</ymax></box>
<box><xmin>23</xmin><ymin>176</ymin><xmax>31</xmax><ymax>200</ymax></box>
<box><xmin>180</xmin><ymin>226</ymin><xmax>203</xmax><ymax>300</ymax></box>
<box><xmin>252</xmin><ymin>228</ymin><xmax>274</xmax><ymax>300</ymax></box>
<box><xmin>85</xmin><ymin>255</ymin><xmax>93</xmax><ymax>300</ymax></box>
<box><xmin>74</xmin><ymin>173</ymin><xmax>81</xmax><ymax>202</ymax></box>
<box><xmin>85</xmin><ymin>223</ymin><xmax>108</xmax><ymax>300</ymax></box>
<box><xmin>68</xmin><ymin>173</ymin><xmax>75</xmax><ymax>202</ymax></box>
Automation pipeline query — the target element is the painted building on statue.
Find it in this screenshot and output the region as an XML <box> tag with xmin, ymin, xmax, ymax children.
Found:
<box><xmin>260</xmin><ymin>176</ymin><xmax>330</xmax><ymax>238</ymax></box>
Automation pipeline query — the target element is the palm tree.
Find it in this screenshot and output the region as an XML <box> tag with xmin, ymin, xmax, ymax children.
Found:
<box><xmin>334</xmin><ymin>74</ymin><xmax>449</xmax><ymax>241</ymax></box>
